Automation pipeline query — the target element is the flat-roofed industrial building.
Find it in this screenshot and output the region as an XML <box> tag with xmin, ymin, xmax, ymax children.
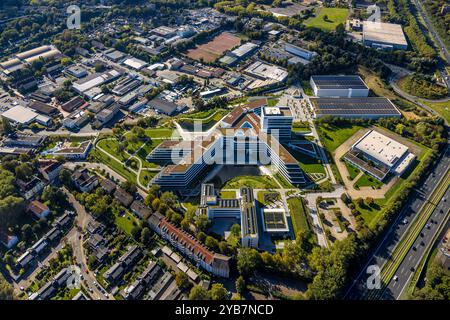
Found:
<box><xmin>309</xmin><ymin>97</ymin><xmax>401</xmax><ymax>119</ymax></box>
<box><xmin>310</xmin><ymin>75</ymin><xmax>369</xmax><ymax>97</ymax></box>
<box><xmin>344</xmin><ymin>130</ymin><xmax>416</xmax><ymax>180</ymax></box>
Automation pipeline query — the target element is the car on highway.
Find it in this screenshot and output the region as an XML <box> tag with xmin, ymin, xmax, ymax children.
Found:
<box><xmin>402</xmin><ymin>218</ymin><xmax>408</xmax><ymax>225</ymax></box>
<box><xmin>393</xmin><ymin>275</ymin><xmax>399</xmax><ymax>282</ymax></box>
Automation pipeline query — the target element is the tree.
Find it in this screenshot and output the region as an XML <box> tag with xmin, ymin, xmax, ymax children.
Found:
<box><xmin>1</xmin><ymin>116</ymin><xmax>13</xmax><ymax>134</ymax></box>
<box><xmin>175</xmin><ymin>272</ymin><xmax>191</xmax><ymax>291</ymax></box>
<box><xmin>210</xmin><ymin>283</ymin><xmax>228</xmax><ymax>300</ymax></box>
<box><xmin>237</xmin><ymin>248</ymin><xmax>262</xmax><ymax>276</ymax></box>
<box><xmin>0</xmin><ymin>275</ymin><xmax>14</xmax><ymax>300</ymax></box>
<box><xmin>189</xmin><ymin>285</ymin><xmax>210</xmax><ymax>300</ymax></box>
<box><xmin>230</xmin><ymin>223</ymin><xmax>241</xmax><ymax>237</ymax></box>
<box><xmin>235</xmin><ymin>276</ymin><xmax>246</xmax><ymax>294</ymax></box>
<box><xmin>151</xmin><ymin>198</ymin><xmax>161</xmax><ymax>211</ymax></box>
<box><xmin>205</xmin><ymin>236</ymin><xmax>219</xmax><ymax>251</ymax></box>
<box><xmin>21</xmin><ymin>224</ymin><xmax>33</xmax><ymax>242</ymax></box>
<box><xmin>15</xmin><ymin>163</ymin><xmax>33</xmax><ymax>181</ymax></box>
<box><xmin>160</xmin><ymin>191</ymin><xmax>178</xmax><ymax>209</ymax></box>
<box><xmin>365</xmin><ymin>197</ymin><xmax>374</xmax><ymax>207</ymax></box>
<box><xmin>59</xmin><ymin>168</ymin><xmax>73</xmax><ymax>187</ymax></box>
<box><xmin>131</xmin><ymin>225</ymin><xmax>142</xmax><ymax>241</ymax></box>
<box><xmin>140</xmin><ymin>227</ymin><xmax>151</xmax><ymax>244</ymax></box>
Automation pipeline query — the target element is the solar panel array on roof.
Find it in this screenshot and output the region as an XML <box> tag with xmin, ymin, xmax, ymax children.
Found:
<box><xmin>311</xmin><ymin>97</ymin><xmax>401</xmax><ymax>116</ymax></box>
<box><xmin>217</xmin><ymin>199</ymin><xmax>240</xmax><ymax>208</ymax></box>
<box><xmin>311</xmin><ymin>75</ymin><xmax>368</xmax><ymax>90</ymax></box>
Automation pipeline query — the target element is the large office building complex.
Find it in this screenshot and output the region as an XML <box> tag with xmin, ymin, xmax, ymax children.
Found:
<box><xmin>149</xmin><ymin>102</ymin><xmax>305</xmax><ymax>190</ymax></box>
<box><xmin>261</xmin><ymin>106</ymin><xmax>293</xmax><ymax>140</ymax></box>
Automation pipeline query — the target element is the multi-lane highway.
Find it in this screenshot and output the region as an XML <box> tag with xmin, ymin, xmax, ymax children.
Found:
<box><xmin>414</xmin><ymin>0</ymin><xmax>450</xmax><ymax>88</ymax></box>
<box><xmin>345</xmin><ymin>142</ymin><xmax>450</xmax><ymax>300</ymax></box>
<box><xmin>381</xmin><ymin>187</ymin><xmax>450</xmax><ymax>299</ymax></box>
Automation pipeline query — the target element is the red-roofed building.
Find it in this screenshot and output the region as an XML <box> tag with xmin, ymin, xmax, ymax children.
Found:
<box><xmin>0</xmin><ymin>232</ymin><xmax>19</xmax><ymax>249</ymax></box>
<box><xmin>27</xmin><ymin>200</ymin><xmax>50</xmax><ymax>219</ymax></box>
<box><xmin>148</xmin><ymin>213</ymin><xmax>230</xmax><ymax>277</ymax></box>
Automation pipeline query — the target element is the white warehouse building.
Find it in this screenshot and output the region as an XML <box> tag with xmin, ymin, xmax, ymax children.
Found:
<box><xmin>310</xmin><ymin>75</ymin><xmax>370</xmax><ymax>97</ymax></box>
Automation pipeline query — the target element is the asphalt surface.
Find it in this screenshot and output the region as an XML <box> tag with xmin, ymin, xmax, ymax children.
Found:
<box><xmin>382</xmin><ymin>186</ymin><xmax>450</xmax><ymax>299</ymax></box>
<box><xmin>414</xmin><ymin>0</ymin><xmax>450</xmax><ymax>88</ymax></box>
<box><xmin>345</xmin><ymin>142</ymin><xmax>450</xmax><ymax>300</ymax></box>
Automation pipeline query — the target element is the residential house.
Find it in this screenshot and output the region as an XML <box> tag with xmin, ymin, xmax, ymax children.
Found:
<box><xmin>27</xmin><ymin>200</ymin><xmax>50</xmax><ymax>219</ymax></box>
<box><xmin>71</xmin><ymin>169</ymin><xmax>99</xmax><ymax>192</ymax></box>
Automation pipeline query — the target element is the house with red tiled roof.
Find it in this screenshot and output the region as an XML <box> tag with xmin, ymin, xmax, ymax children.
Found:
<box><xmin>0</xmin><ymin>231</ymin><xmax>19</xmax><ymax>249</ymax></box>
<box><xmin>148</xmin><ymin>212</ymin><xmax>230</xmax><ymax>278</ymax></box>
<box><xmin>27</xmin><ymin>200</ymin><xmax>50</xmax><ymax>219</ymax></box>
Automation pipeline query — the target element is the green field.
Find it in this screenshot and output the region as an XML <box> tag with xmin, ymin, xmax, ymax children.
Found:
<box><xmin>287</xmin><ymin>147</ymin><xmax>326</xmax><ymax>174</ymax></box>
<box><xmin>274</xmin><ymin>172</ymin><xmax>295</xmax><ymax>189</ymax></box>
<box><xmin>397</xmin><ymin>74</ymin><xmax>448</xmax><ymax>100</ymax></box>
<box><xmin>316</xmin><ymin>123</ymin><xmax>365</xmax><ymax>152</ymax></box>
<box><xmin>419</xmin><ymin>99</ymin><xmax>450</xmax><ymax>124</ymax></box>
<box><xmin>219</xmin><ymin>190</ymin><xmax>237</xmax><ymax>199</ymax></box>
<box><xmin>114</xmin><ymin>210</ymin><xmax>138</xmax><ymax>235</ymax></box>
<box><xmin>138</xmin><ymin>170</ymin><xmax>157</xmax><ymax>187</ymax></box>
<box><xmin>178</xmin><ymin>109</ymin><xmax>227</xmax><ymax>132</ymax></box>
<box><xmin>97</xmin><ymin>139</ymin><xmax>129</xmax><ymax>162</ymax></box>
<box><xmin>90</xmin><ymin>148</ymin><xmax>137</xmax><ymax>183</ymax></box>
<box><xmin>222</xmin><ymin>175</ymin><xmax>279</xmax><ymax>189</ymax></box>
<box><xmin>354</xmin><ymin>173</ymin><xmax>384</xmax><ymax>189</ymax></box>
<box><xmin>257</xmin><ymin>190</ymin><xmax>281</xmax><ymax>206</ymax></box>
<box><xmin>287</xmin><ymin>197</ymin><xmax>311</xmax><ymax>238</ymax></box>
<box><xmin>343</xmin><ymin>160</ymin><xmax>361</xmax><ymax>181</ymax></box>
<box><xmin>143</xmin><ymin>128</ymin><xmax>176</xmax><ymax>138</ymax></box>
<box><xmin>304</xmin><ymin>7</ymin><xmax>349</xmax><ymax>31</ymax></box>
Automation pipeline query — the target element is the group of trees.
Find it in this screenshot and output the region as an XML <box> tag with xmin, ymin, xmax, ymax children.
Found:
<box><xmin>189</xmin><ymin>283</ymin><xmax>229</xmax><ymax>300</ymax></box>
<box><xmin>412</xmin><ymin>260</ymin><xmax>450</xmax><ymax>299</ymax></box>
<box><xmin>398</xmin><ymin>73</ymin><xmax>449</xmax><ymax>99</ymax></box>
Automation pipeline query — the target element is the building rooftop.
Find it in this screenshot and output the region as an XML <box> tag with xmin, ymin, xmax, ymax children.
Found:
<box><xmin>1</xmin><ymin>105</ymin><xmax>38</xmax><ymax>124</ymax></box>
<box><xmin>311</xmin><ymin>75</ymin><xmax>368</xmax><ymax>90</ymax></box>
<box><xmin>310</xmin><ymin>97</ymin><xmax>401</xmax><ymax>117</ymax></box>
<box><xmin>363</xmin><ymin>21</ymin><xmax>408</xmax><ymax>47</ymax></box>
<box><xmin>353</xmin><ymin>130</ymin><xmax>409</xmax><ymax>167</ymax></box>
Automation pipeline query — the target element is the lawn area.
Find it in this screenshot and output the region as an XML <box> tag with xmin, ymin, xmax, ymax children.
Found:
<box><xmin>304</xmin><ymin>7</ymin><xmax>349</xmax><ymax>31</ymax></box>
<box><xmin>114</xmin><ymin>210</ymin><xmax>138</xmax><ymax>235</ymax></box>
<box><xmin>286</xmin><ymin>147</ymin><xmax>326</xmax><ymax>174</ymax></box>
<box><xmin>343</xmin><ymin>160</ymin><xmax>361</xmax><ymax>181</ymax></box>
<box><xmin>257</xmin><ymin>190</ymin><xmax>281</xmax><ymax>206</ymax></box>
<box><xmin>144</xmin><ymin>128</ymin><xmax>175</xmax><ymax>139</ymax></box>
<box><xmin>354</xmin><ymin>173</ymin><xmax>384</xmax><ymax>189</ymax></box>
<box><xmin>268</xmin><ymin>98</ymin><xmax>279</xmax><ymax>107</ymax></box>
<box><xmin>287</xmin><ymin>197</ymin><xmax>311</xmax><ymax>238</ymax></box>
<box><xmin>301</xmin><ymin>80</ymin><xmax>314</xmax><ymax>96</ymax></box>
<box><xmin>90</xmin><ymin>148</ymin><xmax>137</xmax><ymax>183</ymax></box>
<box><xmin>97</xmin><ymin>139</ymin><xmax>128</xmax><ymax>161</ymax></box>
<box><xmin>222</xmin><ymin>175</ymin><xmax>279</xmax><ymax>189</ymax></box>
<box><xmin>419</xmin><ymin>99</ymin><xmax>450</xmax><ymax>124</ymax></box>
<box><xmin>178</xmin><ymin>109</ymin><xmax>228</xmax><ymax>132</ymax></box>
<box><xmin>219</xmin><ymin>190</ymin><xmax>237</xmax><ymax>199</ymax></box>
<box><xmin>316</xmin><ymin>122</ymin><xmax>365</xmax><ymax>153</ymax></box>
<box><xmin>274</xmin><ymin>172</ymin><xmax>295</xmax><ymax>189</ymax></box>
<box><xmin>138</xmin><ymin>170</ymin><xmax>156</xmax><ymax>187</ymax></box>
